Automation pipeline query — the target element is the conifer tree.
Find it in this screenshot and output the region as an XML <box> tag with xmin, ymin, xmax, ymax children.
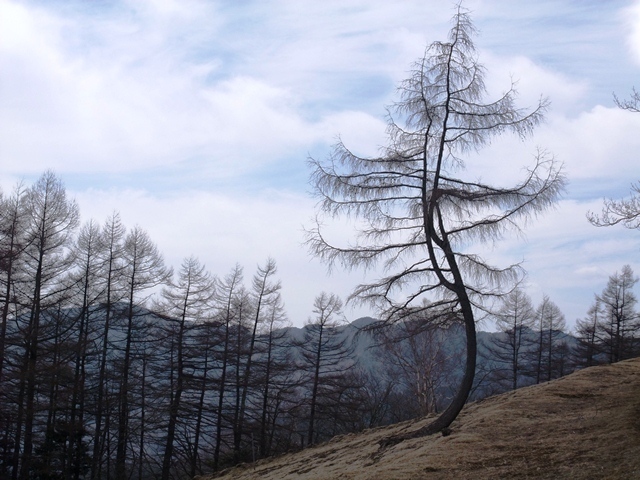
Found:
<box><xmin>306</xmin><ymin>7</ymin><xmax>565</xmax><ymax>442</ymax></box>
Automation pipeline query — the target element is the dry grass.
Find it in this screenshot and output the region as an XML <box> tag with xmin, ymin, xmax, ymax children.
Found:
<box><xmin>199</xmin><ymin>358</ymin><xmax>640</xmax><ymax>479</ymax></box>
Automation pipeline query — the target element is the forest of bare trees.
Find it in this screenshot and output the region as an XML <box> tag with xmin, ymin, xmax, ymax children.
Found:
<box><xmin>0</xmin><ymin>171</ymin><xmax>637</xmax><ymax>479</ymax></box>
<box><xmin>0</xmin><ymin>176</ymin><xmax>372</xmax><ymax>478</ymax></box>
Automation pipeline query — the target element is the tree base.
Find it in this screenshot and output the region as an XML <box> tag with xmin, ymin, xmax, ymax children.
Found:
<box><xmin>378</xmin><ymin>422</ymin><xmax>451</xmax><ymax>450</ymax></box>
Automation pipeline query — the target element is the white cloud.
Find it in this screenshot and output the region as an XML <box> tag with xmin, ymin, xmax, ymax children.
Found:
<box><xmin>2</xmin><ymin>0</ymin><xmax>639</xmax><ymax>329</ymax></box>
<box><xmin>0</xmin><ymin>0</ymin><xmax>317</xmax><ymax>177</ymax></box>
<box><xmin>483</xmin><ymin>53</ymin><xmax>589</xmax><ymax>114</ymax></box>
<box><xmin>540</xmin><ymin>106</ymin><xmax>640</xmax><ymax>186</ymax></box>
<box><xmin>625</xmin><ymin>0</ymin><xmax>640</xmax><ymax>64</ymax></box>
<box><xmin>317</xmin><ymin>111</ymin><xmax>388</xmax><ymax>158</ymax></box>
<box><xmin>72</xmin><ymin>185</ymin><xmax>373</xmax><ymax>324</ymax></box>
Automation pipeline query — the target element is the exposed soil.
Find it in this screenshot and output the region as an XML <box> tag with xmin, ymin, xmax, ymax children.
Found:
<box><xmin>199</xmin><ymin>358</ymin><xmax>640</xmax><ymax>479</ymax></box>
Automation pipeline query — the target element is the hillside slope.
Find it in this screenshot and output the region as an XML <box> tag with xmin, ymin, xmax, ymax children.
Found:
<box><xmin>201</xmin><ymin>358</ymin><xmax>640</xmax><ymax>479</ymax></box>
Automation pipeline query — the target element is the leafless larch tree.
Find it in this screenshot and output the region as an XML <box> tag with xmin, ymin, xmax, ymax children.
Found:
<box><xmin>306</xmin><ymin>8</ymin><xmax>565</xmax><ymax>444</ymax></box>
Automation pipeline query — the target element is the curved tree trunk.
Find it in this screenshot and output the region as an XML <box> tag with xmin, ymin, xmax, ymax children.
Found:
<box><xmin>379</xmin><ymin>301</ymin><xmax>476</xmax><ymax>448</ymax></box>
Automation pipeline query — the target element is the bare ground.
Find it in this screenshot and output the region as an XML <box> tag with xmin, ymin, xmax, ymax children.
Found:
<box><xmin>199</xmin><ymin>358</ymin><xmax>640</xmax><ymax>479</ymax></box>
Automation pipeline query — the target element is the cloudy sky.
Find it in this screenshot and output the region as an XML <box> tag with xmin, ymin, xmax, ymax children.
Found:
<box><xmin>1</xmin><ymin>0</ymin><xmax>639</xmax><ymax>329</ymax></box>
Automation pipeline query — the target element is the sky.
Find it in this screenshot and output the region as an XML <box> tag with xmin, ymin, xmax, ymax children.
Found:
<box><xmin>1</xmin><ymin>0</ymin><xmax>639</xmax><ymax>330</ymax></box>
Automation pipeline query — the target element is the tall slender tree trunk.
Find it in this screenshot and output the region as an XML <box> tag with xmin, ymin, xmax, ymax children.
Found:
<box><xmin>235</xmin><ymin>299</ymin><xmax>262</xmax><ymax>458</ymax></box>
<box><xmin>70</xmin><ymin>289</ymin><xmax>90</xmax><ymax>480</ymax></box>
<box><xmin>0</xmin><ymin>234</ymin><xmax>19</xmax><ymax>385</ymax></box>
<box><xmin>90</xmin><ymin>300</ymin><xmax>113</xmax><ymax>480</ymax></box>
<box><xmin>213</xmin><ymin>319</ymin><xmax>230</xmax><ymax>471</ymax></box>
<box><xmin>138</xmin><ymin>350</ymin><xmax>147</xmax><ymax>480</ymax></box>
<box><xmin>513</xmin><ymin>325</ymin><xmax>521</xmax><ymax>391</ymax></box>
<box><xmin>19</xmin><ymin>255</ymin><xmax>44</xmax><ymax>480</ymax></box>
<box><xmin>161</xmin><ymin>298</ymin><xmax>188</xmax><ymax>480</ymax></box>
<box><xmin>307</xmin><ymin>325</ymin><xmax>323</xmax><ymax>447</ymax></box>
<box><xmin>11</xmin><ymin>346</ymin><xmax>28</xmax><ymax>480</ymax></box>
<box><xmin>116</xmin><ymin>287</ymin><xmax>135</xmax><ymax>480</ymax></box>
<box><xmin>259</xmin><ymin>329</ymin><xmax>274</xmax><ymax>457</ymax></box>
<box><xmin>536</xmin><ymin>309</ymin><xmax>544</xmax><ymax>384</ymax></box>
<box><xmin>190</xmin><ymin>338</ymin><xmax>210</xmax><ymax>478</ymax></box>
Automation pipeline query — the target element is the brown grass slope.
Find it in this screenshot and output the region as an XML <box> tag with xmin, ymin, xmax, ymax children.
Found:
<box><xmin>201</xmin><ymin>358</ymin><xmax>640</xmax><ymax>479</ymax></box>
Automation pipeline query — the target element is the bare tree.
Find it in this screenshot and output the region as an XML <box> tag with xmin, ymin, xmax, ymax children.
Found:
<box><xmin>572</xmin><ymin>300</ymin><xmax>603</xmax><ymax>368</ymax></box>
<box><xmin>234</xmin><ymin>258</ymin><xmax>281</xmax><ymax>460</ymax></box>
<box><xmin>212</xmin><ymin>264</ymin><xmax>244</xmax><ymax>472</ymax></box>
<box><xmin>377</xmin><ymin>314</ymin><xmax>456</xmax><ymax>416</ymax></box>
<box><xmin>306</xmin><ymin>8</ymin><xmax>565</xmax><ymax>443</ymax></box>
<box><xmin>91</xmin><ymin>212</ymin><xmax>126</xmax><ymax>480</ymax></box>
<box><xmin>347</xmin><ymin>368</ymin><xmax>397</xmax><ymax>428</ymax></box>
<box><xmin>187</xmin><ymin>319</ymin><xmax>217</xmax><ymax>478</ymax></box>
<box><xmin>0</xmin><ymin>183</ymin><xmax>28</xmax><ymax>386</ymax></box>
<box><xmin>530</xmin><ymin>295</ymin><xmax>566</xmax><ymax>384</ymax></box>
<box><xmin>230</xmin><ymin>285</ymin><xmax>251</xmax><ymax>464</ymax></box>
<box><xmin>0</xmin><ymin>185</ymin><xmax>29</xmax><ymax>478</ymax></box>
<box><xmin>67</xmin><ymin>220</ymin><xmax>105</xmax><ymax>480</ymax></box>
<box><xmin>255</xmin><ymin>289</ymin><xmax>289</xmax><ymax>458</ymax></box>
<box><xmin>296</xmin><ymin>292</ymin><xmax>353</xmax><ymax>447</ymax></box>
<box><xmin>158</xmin><ymin>256</ymin><xmax>214</xmax><ymax>480</ymax></box>
<box><xmin>488</xmin><ymin>288</ymin><xmax>535</xmax><ymax>391</ymax></box>
<box><xmin>596</xmin><ymin>265</ymin><xmax>638</xmax><ymax>363</ymax></box>
<box><xmin>12</xmin><ymin>171</ymin><xmax>79</xmax><ymax>480</ymax></box>
<box><xmin>115</xmin><ymin>226</ymin><xmax>171</xmax><ymax>479</ymax></box>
